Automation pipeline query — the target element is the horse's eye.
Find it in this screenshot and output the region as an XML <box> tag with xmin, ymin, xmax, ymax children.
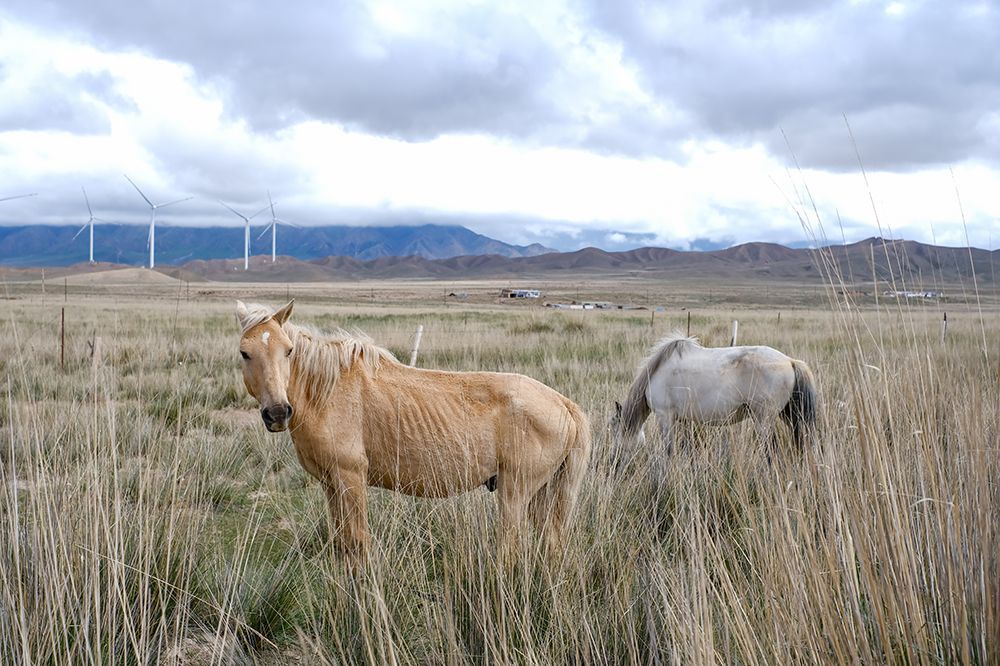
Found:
<box><xmin>240</xmin><ymin>351</ymin><xmax>250</xmax><ymax>360</ymax></box>
<box><xmin>286</xmin><ymin>347</ymin><xmax>294</xmax><ymax>358</ymax></box>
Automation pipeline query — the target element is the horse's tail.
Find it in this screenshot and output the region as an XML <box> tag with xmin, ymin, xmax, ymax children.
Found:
<box><xmin>531</xmin><ymin>401</ymin><xmax>592</xmax><ymax>544</ymax></box>
<box><xmin>782</xmin><ymin>359</ymin><xmax>818</xmax><ymax>450</ymax></box>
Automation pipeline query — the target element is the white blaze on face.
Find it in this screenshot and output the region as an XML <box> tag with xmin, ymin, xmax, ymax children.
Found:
<box><xmin>262</xmin><ymin>331</ymin><xmax>270</xmax><ymax>347</ymax></box>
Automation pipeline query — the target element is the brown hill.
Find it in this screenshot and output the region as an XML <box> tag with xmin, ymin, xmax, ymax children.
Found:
<box><xmin>19</xmin><ymin>238</ymin><xmax>995</xmax><ymax>287</ymax></box>
<box><xmin>178</xmin><ymin>256</ymin><xmax>344</xmax><ymax>282</ymax></box>
<box><xmin>811</xmin><ymin>238</ymin><xmax>998</xmax><ymax>287</ymax></box>
<box><xmin>167</xmin><ymin>237</ymin><xmax>998</xmax><ymax>286</ymax></box>
<box><xmin>713</xmin><ymin>242</ymin><xmax>799</xmax><ymax>265</ymax></box>
<box><xmin>0</xmin><ymin>262</ymin><xmax>200</xmax><ymax>285</ymax></box>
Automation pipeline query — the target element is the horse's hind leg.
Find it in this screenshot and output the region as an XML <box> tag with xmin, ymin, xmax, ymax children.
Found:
<box><xmin>528</xmin><ymin>460</ymin><xmax>577</xmax><ymax>552</ymax></box>
<box><xmin>529</xmin><ymin>487</ymin><xmax>557</xmax><ymax>552</ymax></box>
<box><xmin>496</xmin><ymin>481</ymin><xmax>531</xmax><ymax>557</ymax></box>
<box><xmin>498</xmin><ymin>461</ymin><xmax>554</xmax><ymax>557</ymax></box>
<box><xmin>756</xmin><ymin>412</ymin><xmax>784</xmax><ymax>465</ymax></box>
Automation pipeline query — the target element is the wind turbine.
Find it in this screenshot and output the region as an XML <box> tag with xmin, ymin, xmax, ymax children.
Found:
<box><xmin>72</xmin><ymin>187</ymin><xmax>105</xmax><ymax>264</ymax></box>
<box><xmin>124</xmin><ymin>175</ymin><xmax>192</xmax><ymax>269</ymax></box>
<box><xmin>256</xmin><ymin>191</ymin><xmax>298</xmax><ymax>262</ymax></box>
<box><xmin>217</xmin><ymin>200</ymin><xmax>268</xmax><ymax>270</ymax></box>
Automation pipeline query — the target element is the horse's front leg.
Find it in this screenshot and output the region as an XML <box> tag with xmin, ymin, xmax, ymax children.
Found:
<box><xmin>657</xmin><ymin>416</ymin><xmax>676</xmax><ymax>457</ymax></box>
<box><xmin>644</xmin><ymin>416</ymin><xmax>674</xmax><ymax>488</ymax></box>
<box><xmin>323</xmin><ymin>465</ymin><xmax>370</xmax><ymax>568</ymax></box>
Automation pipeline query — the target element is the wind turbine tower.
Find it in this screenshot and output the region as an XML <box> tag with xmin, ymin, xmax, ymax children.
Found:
<box><xmin>73</xmin><ymin>187</ymin><xmax>104</xmax><ymax>263</ymax></box>
<box><xmin>124</xmin><ymin>175</ymin><xmax>192</xmax><ymax>269</ymax></box>
<box><xmin>257</xmin><ymin>191</ymin><xmax>297</xmax><ymax>262</ymax></box>
<box><xmin>218</xmin><ymin>200</ymin><xmax>268</xmax><ymax>270</ymax></box>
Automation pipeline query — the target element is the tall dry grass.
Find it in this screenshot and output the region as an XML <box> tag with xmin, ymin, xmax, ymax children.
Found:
<box><xmin>0</xmin><ymin>288</ymin><xmax>997</xmax><ymax>664</ymax></box>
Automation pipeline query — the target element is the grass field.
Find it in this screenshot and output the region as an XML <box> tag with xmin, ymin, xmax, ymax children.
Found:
<box><xmin>1</xmin><ymin>275</ymin><xmax>997</xmax><ymax>664</ymax></box>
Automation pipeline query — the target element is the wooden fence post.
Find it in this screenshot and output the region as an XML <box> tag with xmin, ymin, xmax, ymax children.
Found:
<box><xmin>88</xmin><ymin>335</ymin><xmax>103</xmax><ymax>368</ymax></box>
<box><xmin>730</xmin><ymin>319</ymin><xmax>739</xmax><ymax>346</ymax></box>
<box><xmin>940</xmin><ymin>312</ymin><xmax>948</xmax><ymax>344</ymax></box>
<box><xmin>409</xmin><ymin>325</ymin><xmax>424</xmax><ymax>366</ymax></box>
<box><xmin>60</xmin><ymin>307</ymin><xmax>65</xmax><ymax>369</ymax></box>
<box><xmin>686</xmin><ymin>311</ymin><xmax>691</xmax><ymax>337</ymax></box>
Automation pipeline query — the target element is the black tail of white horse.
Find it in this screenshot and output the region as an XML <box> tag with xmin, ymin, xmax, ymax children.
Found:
<box><xmin>781</xmin><ymin>359</ymin><xmax>818</xmax><ymax>450</ymax></box>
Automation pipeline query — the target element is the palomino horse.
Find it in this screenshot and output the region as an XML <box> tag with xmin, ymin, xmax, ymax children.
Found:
<box><xmin>235</xmin><ymin>300</ymin><xmax>591</xmax><ymax>562</ymax></box>
<box><xmin>611</xmin><ymin>333</ymin><xmax>817</xmax><ymax>463</ymax></box>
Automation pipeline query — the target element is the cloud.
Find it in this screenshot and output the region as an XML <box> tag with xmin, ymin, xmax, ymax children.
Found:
<box><xmin>1</xmin><ymin>0</ymin><xmax>681</xmax><ymax>157</ymax></box>
<box><xmin>0</xmin><ymin>58</ymin><xmax>114</xmax><ymax>135</ymax></box>
<box><xmin>8</xmin><ymin>0</ymin><xmax>998</xmax><ymax>171</ymax></box>
<box><xmin>1</xmin><ymin>1</ymin><xmax>999</xmax><ymax>254</ymax></box>
<box><xmin>583</xmin><ymin>0</ymin><xmax>1000</xmax><ymax>169</ymax></box>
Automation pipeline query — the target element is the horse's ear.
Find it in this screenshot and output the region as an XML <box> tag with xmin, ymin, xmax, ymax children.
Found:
<box><xmin>615</xmin><ymin>401</ymin><xmax>622</xmax><ymax>416</ymax></box>
<box><xmin>235</xmin><ymin>300</ymin><xmax>249</xmax><ymax>328</ymax></box>
<box><xmin>273</xmin><ymin>299</ymin><xmax>295</xmax><ymax>326</ymax></box>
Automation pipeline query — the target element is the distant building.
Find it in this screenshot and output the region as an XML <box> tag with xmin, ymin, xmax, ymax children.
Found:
<box><xmin>501</xmin><ymin>288</ymin><xmax>541</xmax><ymax>299</ymax></box>
<box><xmin>546</xmin><ymin>301</ymin><xmax>652</xmax><ymax>311</ymax></box>
<box><xmin>882</xmin><ymin>290</ymin><xmax>943</xmax><ymax>299</ymax></box>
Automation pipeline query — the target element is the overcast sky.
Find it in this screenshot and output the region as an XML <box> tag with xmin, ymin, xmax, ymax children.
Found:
<box><xmin>1</xmin><ymin>0</ymin><xmax>998</xmax><ymax>251</ymax></box>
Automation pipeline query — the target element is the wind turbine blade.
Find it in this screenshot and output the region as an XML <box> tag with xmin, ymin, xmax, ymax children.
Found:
<box><xmin>217</xmin><ymin>200</ymin><xmax>247</xmax><ymax>221</ymax></box>
<box><xmin>267</xmin><ymin>190</ymin><xmax>277</xmax><ymax>217</ymax></box>
<box><xmin>0</xmin><ymin>192</ymin><xmax>38</xmax><ymax>203</ymax></box>
<box><xmin>72</xmin><ymin>224</ymin><xmax>88</xmax><ymax>240</ymax></box>
<box><xmin>147</xmin><ymin>225</ymin><xmax>152</xmax><ymax>249</ymax></box>
<box><xmin>256</xmin><ymin>224</ymin><xmax>274</xmax><ymax>241</ymax></box>
<box><xmin>249</xmin><ymin>205</ymin><xmax>269</xmax><ymax>220</ymax></box>
<box><xmin>159</xmin><ymin>196</ymin><xmax>194</xmax><ymax>209</ymax></box>
<box><xmin>82</xmin><ymin>187</ymin><xmax>94</xmax><ymax>217</ymax></box>
<box><xmin>276</xmin><ymin>217</ymin><xmax>302</xmax><ymax>229</ymax></box>
<box><xmin>123</xmin><ymin>175</ymin><xmax>154</xmax><ymax>207</ymax></box>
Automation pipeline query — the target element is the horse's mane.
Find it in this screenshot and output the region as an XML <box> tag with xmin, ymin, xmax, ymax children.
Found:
<box><xmin>240</xmin><ymin>303</ymin><xmax>398</xmax><ymax>409</ymax></box>
<box><xmin>619</xmin><ymin>332</ymin><xmax>700</xmax><ymax>434</ymax></box>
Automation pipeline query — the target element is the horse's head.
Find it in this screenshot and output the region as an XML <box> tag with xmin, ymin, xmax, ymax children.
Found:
<box><xmin>609</xmin><ymin>401</ymin><xmax>645</xmax><ymax>469</ymax></box>
<box><xmin>236</xmin><ymin>299</ymin><xmax>296</xmax><ymax>432</ymax></box>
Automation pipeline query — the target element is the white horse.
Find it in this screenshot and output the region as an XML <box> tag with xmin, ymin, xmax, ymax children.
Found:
<box><xmin>611</xmin><ymin>333</ymin><xmax>817</xmax><ymax>462</ymax></box>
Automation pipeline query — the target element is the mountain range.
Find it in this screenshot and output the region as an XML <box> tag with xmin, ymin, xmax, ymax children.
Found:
<box><xmin>152</xmin><ymin>236</ymin><xmax>996</xmax><ymax>286</ymax></box>
<box><xmin>0</xmin><ymin>223</ymin><xmax>551</xmax><ymax>267</ymax></box>
<box><xmin>1</xmin><ymin>225</ymin><xmax>995</xmax><ymax>288</ymax></box>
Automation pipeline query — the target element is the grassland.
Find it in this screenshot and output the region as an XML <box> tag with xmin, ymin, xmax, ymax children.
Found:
<box><xmin>1</xmin><ymin>274</ymin><xmax>997</xmax><ymax>664</ymax></box>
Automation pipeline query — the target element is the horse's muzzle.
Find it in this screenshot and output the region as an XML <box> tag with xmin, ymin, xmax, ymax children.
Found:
<box><xmin>261</xmin><ymin>403</ymin><xmax>293</xmax><ymax>432</ymax></box>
